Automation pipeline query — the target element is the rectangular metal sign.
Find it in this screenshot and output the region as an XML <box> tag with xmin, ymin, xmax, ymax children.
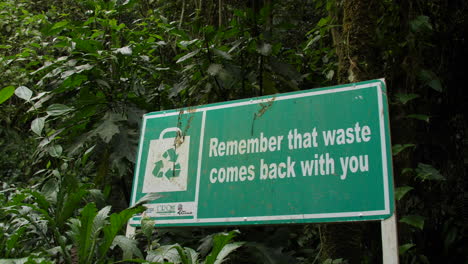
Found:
<box><xmin>129</xmin><ymin>79</ymin><xmax>394</xmax><ymax>227</ymax></box>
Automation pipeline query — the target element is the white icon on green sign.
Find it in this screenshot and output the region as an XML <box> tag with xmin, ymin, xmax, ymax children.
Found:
<box><xmin>143</xmin><ymin>127</ymin><xmax>190</xmax><ymax>193</ymax></box>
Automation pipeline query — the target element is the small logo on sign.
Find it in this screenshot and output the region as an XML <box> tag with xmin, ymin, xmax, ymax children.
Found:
<box><xmin>177</xmin><ymin>204</ymin><xmax>193</xmax><ymax>215</ymax></box>
<box><xmin>156</xmin><ymin>204</ymin><xmax>176</xmax><ymax>214</ymax></box>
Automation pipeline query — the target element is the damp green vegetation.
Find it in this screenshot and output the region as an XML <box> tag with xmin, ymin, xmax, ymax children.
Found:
<box><xmin>0</xmin><ymin>0</ymin><xmax>466</xmax><ymax>263</ymax></box>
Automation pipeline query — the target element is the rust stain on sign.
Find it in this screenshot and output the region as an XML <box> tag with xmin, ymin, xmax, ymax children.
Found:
<box><xmin>251</xmin><ymin>96</ymin><xmax>276</xmax><ymax>135</ymax></box>
<box><xmin>255</xmin><ymin>96</ymin><xmax>276</xmax><ymax>119</ymax></box>
<box><xmin>174</xmin><ymin>109</ymin><xmax>195</xmax><ymax>148</ymax></box>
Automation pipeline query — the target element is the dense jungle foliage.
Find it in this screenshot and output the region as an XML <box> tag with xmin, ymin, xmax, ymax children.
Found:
<box><xmin>0</xmin><ymin>0</ymin><xmax>467</xmax><ymax>263</ymax></box>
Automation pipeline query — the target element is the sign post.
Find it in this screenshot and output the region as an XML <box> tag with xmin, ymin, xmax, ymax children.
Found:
<box><xmin>128</xmin><ymin>79</ymin><xmax>397</xmax><ymax>261</ymax></box>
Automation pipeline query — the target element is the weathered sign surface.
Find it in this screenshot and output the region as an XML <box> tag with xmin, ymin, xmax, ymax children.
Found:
<box><xmin>129</xmin><ymin>79</ymin><xmax>394</xmax><ymax>227</ymax></box>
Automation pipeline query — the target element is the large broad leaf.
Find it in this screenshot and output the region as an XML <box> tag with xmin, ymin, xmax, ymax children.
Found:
<box><xmin>14</xmin><ymin>86</ymin><xmax>33</xmax><ymax>101</ymax></box>
<box><xmin>73</xmin><ymin>39</ymin><xmax>102</xmax><ymax>54</ymax></box>
<box><xmin>94</xmin><ymin>119</ymin><xmax>120</xmax><ymax>143</ymax></box>
<box><xmin>204</xmin><ymin>230</ymin><xmax>242</xmax><ymax>264</ymax></box>
<box><xmin>400</xmin><ymin>215</ymin><xmax>425</xmax><ymax>230</ymax></box>
<box><xmin>394</xmin><ymin>186</ymin><xmax>413</xmax><ymax>201</ymax></box>
<box><xmin>207</xmin><ymin>64</ymin><xmax>222</xmax><ymax>76</ymax></box>
<box><xmin>98</xmin><ymin>206</ymin><xmax>145</xmax><ymax>261</ymax></box>
<box><xmin>51</xmin><ymin>20</ymin><xmax>69</xmax><ymax>31</ymax></box>
<box><xmin>31</xmin><ymin>116</ymin><xmax>46</xmax><ymax>136</ymax></box>
<box><xmin>418</xmin><ymin>69</ymin><xmax>442</xmax><ymax>92</ymax></box>
<box><xmin>6</xmin><ymin>226</ymin><xmax>27</xmax><ymax>253</ymax></box>
<box><xmin>69</xmin><ymin>203</ymin><xmax>98</xmax><ymax>264</ymax></box>
<box><xmin>68</xmin><ymin>203</ymin><xmax>109</xmax><ymax>264</ymax></box>
<box><xmin>410</xmin><ymin>15</ymin><xmax>433</xmax><ymax>33</ymax></box>
<box><xmin>213</xmin><ymin>242</ymin><xmax>244</xmax><ymax>264</ymax></box>
<box><xmin>111</xmin><ymin>235</ymin><xmax>143</xmax><ymax>259</ymax></box>
<box><xmin>92</xmin><ymin>206</ymin><xmax>111</xmax><ymax>237</ymax></box>
<box><xmin>141</xmin><ymin>218</ymin><xmax>155</xmax><ymax>239</ymax></box>
<box><xmin>399</xmin><ymin>243</ymin><xmax>415</xmax><ymax>255</ymax></box>
<box><xmin>48</xmin><ymin>145</ymin><xmax>63</xmax><ymax>158</ymax></box>
<box><xmin>146</xmin><ymin>245</ymin><xmax>181</xmax><ymax>263</ymax></box>
<box><xmin>93</xmin><ymin>112</ymin><xmax>126</xmax><ymax>143</ymax></box>
<box><xmin>56</xmin><ymin>184</ymin><xmax>88</xmax><ymax>229</ymax></box>
<box><xmin>0</xmin><ymin>86</ymin><xmax>15</xmax><ymax>104</ymax></box>
<box><xmin>185</xmin><ymin>247</ymin><xmax>199</xmax><ymax>264</ymax></box>
<box><xmin>46</xmin><ymin>104</ymin><xmax>73</xmax><ymax>116</ymax></box>
<box><xmin>415</xmin><ymin>163</ymin><xmax>445</xmax><ymax>181</ymax></box>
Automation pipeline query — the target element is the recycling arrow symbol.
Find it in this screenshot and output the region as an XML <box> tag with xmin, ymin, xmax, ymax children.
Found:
<box><xmin>152</xmin><ymin>148</ymin><xmax>181</xmax><ymax>178</ymax></box>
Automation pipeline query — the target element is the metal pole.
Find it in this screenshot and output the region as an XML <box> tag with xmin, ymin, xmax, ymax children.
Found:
<box><xmin>381</xmin><ymin>214</ymin><xmax>399</xmax><ymax>263</ymax></box>
<box><xmin>126</xmin><ymin>222</ymin><xmax>136</xmax><ymax>238</ymax></box>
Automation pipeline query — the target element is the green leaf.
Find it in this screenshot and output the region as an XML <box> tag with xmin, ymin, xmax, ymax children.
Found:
<box><xmin>171</xmin><ymin>244</ymin><xmax>190</xmax><ymax>264</ymax></box>
<box><xmin>15</xmin><ymin>86</ymin><xmax>33</xmax><ymax>101</ymax></box>
<box><xmin>205</xmin><ymin>230</ymin><xmax>242</xmax><ymax>264</ymax></box>
<box><xmin>74</xmin><ymin>39</ymin><xmax>102</xmax><ymax>54</ymax></box>
<box><xmin>6</xmin><ymin>226</ymin><xmax>26</xmax><ymax>252</ymax></box>
<box><xmin>58</xmin><ymin>74</ymin><xmax>87</xmax><ymax>92</ymax></box>
<box><xmin>41</xmin><ymin>179</ymin><xmax>58</xmax><ymax>204</ymax></box>
<box><xmin>71</xmin><ymin>203</ymin><xmax>98</xmax><ymax>264</ymax></box>
<box><xmin>46</xmin><ymin>104</ymin><xmax>73</xmax><ymax>116</ymax></box>
<box><xmin>402</xmin><ymin>168</ymin><xmax>413</xmax><ymax>175</ymax></box>
<box><xmin>410</xmin><ymin>15</ymin><xmax>433</xmax><ymax>33</ymax></box>
<box><xmin>51</xmin><ymin>21</ymin><xmax>69</xmax><ymax>30</ymax></box>
<box><xmin>258</xmin><ymin>43</ymin><xmax>272</xmax><ymax>56</ymax></box>
<box><xmin>213</xmin><ymin>242</ymin><xmax>244</xmax><ymax>264</ymax></box>
<box><xmin>48</xmin><ymin>145</ymin><xmax>63</xmax><ymax>157</ymax></box>
<box><xmin>184</xmin><ymin>247</ymin><xmax>199</xmax><ymax>264</ymax></box>
<box><xmin>415</xmin><ymin>163</ymin><xmax>445</xmax><ymax>181</ymax></box>
<box><xmin>407</xmin><ymin>114</ymin><xmax>430</xmax><ymax>123</ymax></box>
<box><xmin>213</xmin><ymin>49</ymin><xmax>232</xmax><ymax>60</ymax></box>
<box><xmin>392</xmin><ymin>144</ymin><xmax>415</xmax><ymax>156</ymax></box>
<box><xmin>176</xmin><ymin>49</ymin><xmax>200</xmax><ymax>63</ymax></box>
<box><xmin>31</xmin><ymin>117</ymin><xmax>46</xmax><ymax>136</ymax></box>
<box><xmin>0</xmin><ymin>257</ymin><xmax>47</xmax><ymax>264</ymax></box>
<box><xmin>141</xmin><ymin>218</ymin><xmax>155</xmax><ymax>239</ymax></box>
<box><xmin>399</xmin><ymin>243</ymin><xmax>415</xmax><ymax>255</ymax></box>
<box><xmin>0</xmin><ymin>86</ymin><xmax>15</xmax><ymax>104</ymax></box>
<box><xmin>132</xmin><ymin>193</ymin><xmax>163</xmax><ymax>207</ymax></box>
<box><xmin>395</xmin><ymin>93</ymin><xmax>419</xmax><ymax>104</ymax></box>
<box><xmin>304</xmin><ymin>34</ymin><xmax>321</xmax><ymax>50</ymax></box>
<box><xmin>418</xmin><ymin>69</ymin><xmax>442</xmax><ymax>92</ymax></box>
<box><xmin>94</xmin><ymin>119</ymin><xmax>120</xmax><ymax>143</ymax></box>
<box><xmin>81</xmin><ymin>145</ymin><xmax>95</xmax><ymax>166</ymax></box>
<box><xmin>207</xmin><ymin>64</ymin><xmax>222</xmax><ymax>76</ymax></box>
<box><xmin>99</xmin><ymin>206</ymin><xmax>145</xmax><ymax>260</ymax></box>
<box><xmin>179</xmin><ymin>39</ymin><xmax>199</xmax><ymax>48</ymax></box>
<box><xmin>114</xmin><ymin>46</ymin><xmax>133</xmax><ymax>55</ymax></box>
<box><xmin>112</xmin><ymin>235</ymin><xmax>143</xmax><ymax>259</ymax></box>
<box><xmin>400</xmin><ymin>215</ymin><xmax>425</xmax><ymax>230</ymax></box>
<box><xmin>56</xmin><ymin>188</ymin><xmax>88</xmax><ymax>229</ymax></box>
<box><xmin>146</xmin><ymin>245</ymin><xmax>181</xmax><ymax>263</ymax></box>
<box><xmin>395</xmin><ymin>186</ymin><xmax>413</xmax><ymax>200</ymax></box>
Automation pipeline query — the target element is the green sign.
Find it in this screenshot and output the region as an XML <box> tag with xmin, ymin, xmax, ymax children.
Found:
<box><xmin>129</xmin><ymin>79</ymin><xmax>394</xmax><ymax>227</ymax></box>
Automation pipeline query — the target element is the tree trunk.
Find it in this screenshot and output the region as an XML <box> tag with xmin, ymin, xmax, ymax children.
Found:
<box><xmin>321</xmin><ymin>0</ymin><xmax>384</xmax><ymax>263</ymax></box>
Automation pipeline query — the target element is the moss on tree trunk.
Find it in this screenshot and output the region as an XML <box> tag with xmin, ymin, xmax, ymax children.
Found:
<box><xmin>322</xmin><ymin>1</ymin><xmax>384</xmax><ymax>263</ymax></box>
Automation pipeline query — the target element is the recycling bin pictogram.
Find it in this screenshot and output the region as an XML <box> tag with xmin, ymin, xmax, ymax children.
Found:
<box><xmin>143</xmin><ymin>127</ymin><xmax>190</xmax><ymax>193</ymax></box>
